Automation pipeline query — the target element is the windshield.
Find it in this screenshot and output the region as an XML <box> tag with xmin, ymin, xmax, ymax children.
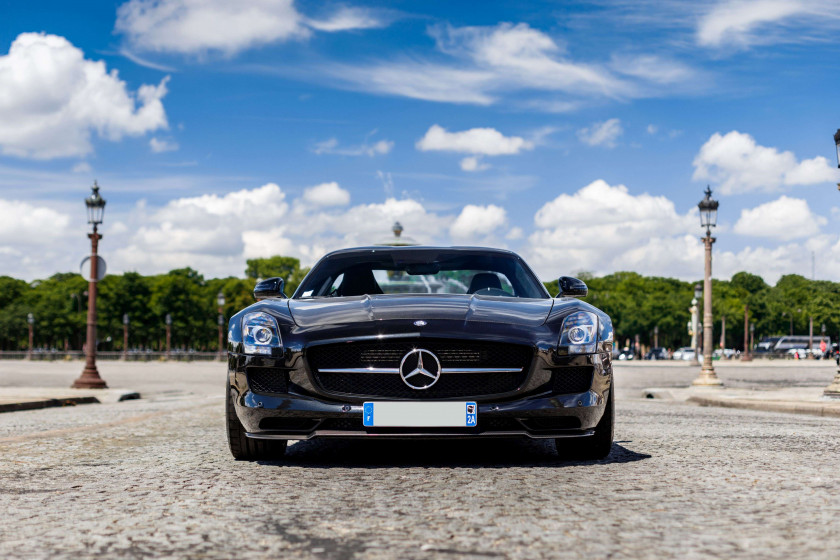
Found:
<box><xmin>295</xmin><ymin>249</ymin><xmax>548</xmax><ymax>299</ymax></box>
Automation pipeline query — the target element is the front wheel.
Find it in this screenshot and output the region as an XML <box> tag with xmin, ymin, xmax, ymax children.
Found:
<box><xmin>557</xmin><ymin>388</ymin><xmax>613</xmax><ymax>460</ymax></box>
<box><xmin>226</xmin><ymin>388</ymin><xmax>287</xmax><ymax>460</ymax></box>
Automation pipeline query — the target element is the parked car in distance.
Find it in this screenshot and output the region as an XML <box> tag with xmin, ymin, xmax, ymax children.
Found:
<box><xmin>617</xmin><ymin>348</ymin><xmax>635</xmax><ymax>360</ymax></box>
<box><xmin>673</xmin><ymin>347</ymin><xmax>696</xmax><ymax>361</ymax></box>
<box><xmin>644</xmin><ymin>347</ymin><xmax>669</xmax><ymax>360</ymax></box>
<box><xmin>784</xmin><ymin>348</ymin><xmax>811</xmax><ymax>359</ymax></box>
<box><xmin>713</xmin><ymin>348</ymin><xmax>739</xmax><ymax>360</ymax></box>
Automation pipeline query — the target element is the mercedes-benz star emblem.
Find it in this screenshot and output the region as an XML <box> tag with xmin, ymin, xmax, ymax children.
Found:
<box><xmin>413</xmin><ymin>320</ymin><xmax>427</xmax><ymax>327</ymax></box>
<box><xmin>399</xmin><ymin>348</ymin><xmax>441</xmax><ymax>390</ymax></box>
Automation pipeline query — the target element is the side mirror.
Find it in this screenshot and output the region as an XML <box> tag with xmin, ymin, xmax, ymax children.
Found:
<box><xmin>556</xmin><ymin>276</ymin><xmax>587</xmax><ymax>298</ymax></box>
<box><xmin>254</xmin><ymin>277</ymin><xmax>286</xmax><ymax>300</ymax></box>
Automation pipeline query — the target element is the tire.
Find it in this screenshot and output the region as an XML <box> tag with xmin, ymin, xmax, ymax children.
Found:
<box><xmin>557</xmin><ymin>388</ymin><xmax>614</xmax><ymax>460</ymax></box>
<box><xmin>226</xmin><ymin>388</ymin><xmax>287</xmax><ymax>460</ymax></box>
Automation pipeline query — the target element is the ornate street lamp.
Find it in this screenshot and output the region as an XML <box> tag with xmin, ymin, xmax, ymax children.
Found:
<box><xmin>217</xmin><ymin>291</ymin><xmax>226</xmax><ymax>361</ymax></box>
<box><xmin>693</xmin><ymin>187</ymin><xmax>723</xmax><ymax>386</ymax></box>
<box><xmin>26</xmin><ymin>313</ymin><xmax>34</xmax><ymax>360</ymax></box>
<box><xmin>741</xmin><ymin>305</ymin><xmax>752</xmax><ymax>362</ymax></box>
<box><xmin>165</xmin><ymin>313</ymin><xmax>172</xmax><ymax>360</ymax></box>
<box><xmin>828</xmin><ymin>129</ymin><xmax>840</xmax><ymax>395</ymax></box>
<box><xmin>72</xmin><ymin>182</ymin><xmax>108</xmax><ymax>389</ymax></box>
<box><xmin>122</xmin><ymin>314</ymin><xmax>130</xmax><ymax>361</ymax></box>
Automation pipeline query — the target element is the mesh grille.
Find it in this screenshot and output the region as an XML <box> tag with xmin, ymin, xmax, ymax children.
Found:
<box><xmin>308</xmin><ymin>339</ymin><xmax>530</xmax><ymax>370</ymax></box>
<box><xmin>551</xmin><ymin>366</ymin><xmax>594</xmax><ymax>394</ymax></box>
<box><xmin>314</xmin><ymin>371</ymin><xmax>528</xmax><ymax>399</ymax></box>
<box><xmin>247</xmin><ymin>367</ymin><xmax>289</xmax><ymax>394</ymax></box>
<box><xmin>307</xmin><ymin>339</ymin><xmax>531</xmax><ymax>399</ymax></box>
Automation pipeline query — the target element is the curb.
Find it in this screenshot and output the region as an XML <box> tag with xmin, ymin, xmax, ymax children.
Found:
<box><xmin>687</xmin><ymin>395</ymin><xmax>840</xmax><ymax>419</ymax></box>
<box><xmin>0</xmin><ymin>396</ymin><xmax>100</xmax><ymax>413</ymax></box>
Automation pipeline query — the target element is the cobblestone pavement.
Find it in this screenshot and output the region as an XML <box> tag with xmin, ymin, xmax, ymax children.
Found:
<box><xmin>1</xmin><ymin>361</ymin><xmax>839</xmax><ymax>559</ymax></box>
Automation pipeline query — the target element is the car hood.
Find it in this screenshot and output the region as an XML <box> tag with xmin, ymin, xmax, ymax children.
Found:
<box><xmin>286</xmin><ymin>294</ymin><xmax>555</xmax><ymax>328</ymax></box>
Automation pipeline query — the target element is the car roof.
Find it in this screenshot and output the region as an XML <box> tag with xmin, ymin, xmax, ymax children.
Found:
<box><xmin>321</xmin><ymin>246</ymin><xmax>522</xmax><ymax>259</ymax></box>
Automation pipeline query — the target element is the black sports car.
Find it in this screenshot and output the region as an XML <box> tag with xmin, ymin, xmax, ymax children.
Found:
<box><xmin>226</xmin><ymin>246</ymin><xmax>614</xmax><ymax>460</ymax></box>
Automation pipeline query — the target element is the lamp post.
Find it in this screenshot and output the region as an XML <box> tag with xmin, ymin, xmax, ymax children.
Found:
<box><xmin>690</xmin><ymin>284</ymin><xmax>701</xmax><ymax>366</ymax></box>
<box><xmin>653</xmin><ymin>325</ymin><xmax>659</xmax><ymax>349</ymax></box>
<box><xmin>165</xmin><ymin>314</ymin><xmax>172</xmax><ymax>360</ymax></box>
<box><xmin>827</xmin><ymin>130</ymin><xmax>840</xmax><ymax>395</ymax></box>
<box><xmin>26</xmin><ymin>313</ymin><xmax>34</xmax><ymax>360</ymax></box>
<box><xmin>217</xmin><ymin>291</ymin><xmax>226</xmax><ymax>361</ymax></box>
<box><xmin>741</xmin><ymin>305</ymin><xmax>752</xmax><ymax>362</ymax></box>
<box><xmin>749</xmin><ymin>323</ymin><xmax>755</xmax><ymax>360</ymax></box>
<box><xmin>692</xmin><ymin>187</ymin><xmax>722</xmax><ymax>387</ymax></box>
<box><xmin>72</xmin><ymin>182</ymin><xmax>108</xmax><ymax>389</ymax></box>
<box><xmin>122</xmin><ymin>314</ymin><xmax>129</xmax><ymax>361</ymax></box>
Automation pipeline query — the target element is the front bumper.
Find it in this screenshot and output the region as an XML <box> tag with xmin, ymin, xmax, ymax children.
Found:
<box><xmin>229</xmin><ymin>350</ymin><xmax>612</xmax><ymax>440</ymax></box>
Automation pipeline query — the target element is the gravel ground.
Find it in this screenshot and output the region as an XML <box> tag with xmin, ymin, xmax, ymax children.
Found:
<box><xmin>1</xmin><ymin>360</ymin><xmax>839</xmax><ymax>559</ymax></box>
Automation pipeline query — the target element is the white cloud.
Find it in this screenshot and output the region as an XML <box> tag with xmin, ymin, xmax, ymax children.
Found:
<box><xmin>312</xmin><ymin>137</ymin><xmax>393</xmax><ymax>157</ymax></box>
<box><xmin>577</xmin><ymin>119</ymin><xmax>623</xmax><ymax>148</ymax></box>
<box><xmin>646</xmin><ymin>124</ymin><xmax>658</xmax><ymax>135</ymax></box>
<box><xmin>692</xmin><ymin>131</ymin><xmax>837</xmax><ymax>194</ymax></box>
<box><xmin>0</xmin><ymin>199</ymin><xmax>79</xmax><ymax>280</ymax></box>
<box><xmin>450</xmin><ymin>204</ymin><xmax>507</xmax><ymax>239</ymax></box>
<box><xmin>306</xmin><ymin>6</ymin><xmax>385</xmax><ymax>32</ymax></box>
<box><xmin>301</xmin><ymin>182</ymin><xmax>351</xmax><ymax>207</ymax></box>
<box><xmin>105</xmin><ymin>184</ymin><xmax>452</xmax><ymax>278</ymax></box>
<box><xmin>0</xmin><ymin>33</ymin><xmax>169</xmax><ymax>159</ymax></box>
<box><xmin>149</xmin><ymin>137</ymin><xmax>179</xmax><ymax>153</ymax></box>
<box><xmin>72</xmin><ymin>162</ymin><xmax>92</xmax><ymax>173</ymax></box>
<box><xmin>115</xmin><ymin>0</ymin><xmax>385</xmax><ymax>55</ymax></box>
<box><xmin>322</xmin><ymin>22</ymin><xmax>696</xmax><ymax>107</ymax></box>
<box><xmin>327</xmin><ymin>62</ymin><xmax>496</xmax><ymax>105</ymax></box>
<box><xmin>525</xmin><ymin>179</ymin><xmax>697</xmax><ymax>278</ymax></box>
<box><xmin>0</xmin><ymin>199</ymin><xmax>72</xmax><ymax>247</ymax></box>
<box><xmin>6</xmin><ymin>179</ymin><xmax>840</xmax><ymax>286</ymax></box>
<box><xmin>696</xmin><ymin>0</ymin><xmax>840</xmax><ymax>48</ymax></box>
<box><xmin>417</xmin><ymin>125</ymin><xmax>534</xmax><ymax>156</ymax></box>
<box><xmin>506</xmin><ymin>227</ymin><xmax>524</xmax><ymax>240</ymax></box>
<box><xmin>459</xmin><ymin>156</ymin><xmax>490</xmax><ymax>172</ymax></box>
<box><xmin>610</xmin><ymin>54</ymin><xmax>694</xmax><ymax>84</ymax></box>
<box><xmin>734</xmin><ymin>196</ymin><xmax>826</xmax><ymax>240</ymax></box>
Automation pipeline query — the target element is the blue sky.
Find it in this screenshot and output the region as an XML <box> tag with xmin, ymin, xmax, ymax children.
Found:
<box><xmin>2</xmin><ymin>0</ymin><xmax>840</xmax><ymax>283</ymax></box>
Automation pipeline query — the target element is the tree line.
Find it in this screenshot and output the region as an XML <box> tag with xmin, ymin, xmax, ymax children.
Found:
<box><xmin>546</xmin><ymin>271</ymin><xmax>840</xmax><ymax>350</ymax></box>
<box><xmin>0</xmin><ymin>256</ymin><xmax>308</xmax><ymax>352</ymax></box>
<box><xmin>2</xmin><ymin>256</ymin><xmax>837</xmax><ymax>352</ymax></box>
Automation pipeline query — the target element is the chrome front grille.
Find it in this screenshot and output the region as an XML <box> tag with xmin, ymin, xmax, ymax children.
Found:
<box><xmin>307</xmin><ymin>339</ymin><xmax>532</xmax><ymax>399</ymax></box>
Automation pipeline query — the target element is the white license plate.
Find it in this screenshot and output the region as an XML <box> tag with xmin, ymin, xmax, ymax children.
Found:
<box><xmin>362</xmin><ymin>401</ymin><xmax>477</xmax><ymax>427</ymax></box>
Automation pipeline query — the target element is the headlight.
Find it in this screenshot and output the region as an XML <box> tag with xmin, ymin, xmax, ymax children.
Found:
<box><xmin>242</xmin><ymin>312</ymin><xmax>282</xmax><ymax>355</ymax></box>
<box><xmin>558</xmin><ymin>311</ymin><xmax>598</xmax><ymax>354</ymax></box>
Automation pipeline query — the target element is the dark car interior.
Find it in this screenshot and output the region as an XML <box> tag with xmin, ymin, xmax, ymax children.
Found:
<box><xmin>297</xmin><ymin>250</ymin><xmax>548</xmax><ymax>299</ymax></box>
